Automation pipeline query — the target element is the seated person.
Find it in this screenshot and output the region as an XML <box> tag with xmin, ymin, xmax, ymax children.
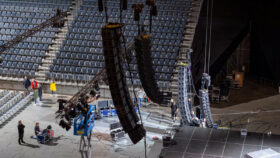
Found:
<box><xmin>39</xmin><ymin>125</ymin><xmax>54</xmax><ymax>141</ymax></box>
<box><xmin>35</xmin><ymin>122</ymin><xmax>40</xmax><ymax>135</ymax></box>
<box><xmin>190</xmin><ymin>111</ymin><xmax>200</xmax><ymax>126</ymax></box>
<box><xmin>31</xmin><ymin>122</ymin><xmax>40</xmax><ymax>139</ymax></box>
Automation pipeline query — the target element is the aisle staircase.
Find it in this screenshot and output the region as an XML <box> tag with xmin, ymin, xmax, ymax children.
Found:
<box><xmin>170</xmin><ymin>0</ymin><xmax>204</xmax><ymax>98</ymax></box>
<box><xmin>36</xmin><ymin>0</ymin><xmax>82</xmax><ymax>82</ymax></box>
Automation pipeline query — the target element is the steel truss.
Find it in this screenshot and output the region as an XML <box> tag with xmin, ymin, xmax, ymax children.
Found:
<box><xmin>178</xmin><ymin>50</ymin><xmax>194</xmax><ymax>125</ymax></box>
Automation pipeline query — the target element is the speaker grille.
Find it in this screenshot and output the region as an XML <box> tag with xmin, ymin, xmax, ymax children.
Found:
<box><xmin>102</xmin><ymin>23</ymin><xmax>145</xmax><ymax>144</ymax></box>
<box><xmin>135</xmin><ymin>35</ymin><xmax>163</xmax><ymax>104</ymax></box>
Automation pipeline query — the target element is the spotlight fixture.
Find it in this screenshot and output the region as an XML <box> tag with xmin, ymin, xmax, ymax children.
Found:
<box><xmin>59</xmin><ymin>120</ymin><xmax>71</xmax><ymax>131</ymax></box>
<box><xmin>146</xmin><ymin>0</ymin><xmax>157</xmax><ymax>16</ymax></box>
<box><xmin>94</xmin><ymin>81</ymin><xmax>100</xmax><ymax>92</ymax></box>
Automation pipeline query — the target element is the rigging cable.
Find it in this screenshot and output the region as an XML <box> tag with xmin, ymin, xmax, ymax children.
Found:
<box><xmin>207</xmin><ymin>0</ymin><xmax>214</xmax><ymax>73</ymax></box>
<box><xmin>203</xmin><ymin>0</ymin><xmax>210</xmax><ymax>73</ymax></box>
<box><xmin>120</xmin><ymin>27</ymin><xmax>147</xmax><ymax>158</ymax></box>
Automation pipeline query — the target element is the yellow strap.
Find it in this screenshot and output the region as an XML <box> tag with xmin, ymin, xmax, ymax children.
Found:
<box><xmin>179</xmin><ymin>62</ymin><xmax>189</xmax><ymax>66</ymax></box>
<box><xmin>142</xmin><ymin>34</ymin><xmax>152</xmax><ymax>39</ymax></box>
<box><xmin>105</xmin><ymin>24</ymin><xmax>122</xmax><ymax>28</ymax></box>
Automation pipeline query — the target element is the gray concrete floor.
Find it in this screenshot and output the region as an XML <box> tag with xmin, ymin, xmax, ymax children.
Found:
<box><xmin>0</xmin><ymin>94</ymin><xmax>172</xmax><ymax>158</ymax></box>
<box><xmin>212</xmin><ymin>94</ymin><xmax>280</xmax><ymax>135</ymax></box>
<box><xmin>2</xmin><ymin>92</ymin><xmax>279</xmax><ymax>158</ymax></box>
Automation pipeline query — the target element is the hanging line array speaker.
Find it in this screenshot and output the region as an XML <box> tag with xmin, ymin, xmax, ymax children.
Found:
<box><xmin>134</xmin><ymin>35</ymin><xmax>163</xmax><ymax>104</ymax></box>
<box><xmin>102</xmin><ymin>23</ymin><xmax>146</xmax><ymax>144</ymax></box>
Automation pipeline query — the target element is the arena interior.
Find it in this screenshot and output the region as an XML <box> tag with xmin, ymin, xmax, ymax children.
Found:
<box><xmin>0</xmin><ymin>0</ymin><xmax>280</xmax><ymax>158</ymax></box>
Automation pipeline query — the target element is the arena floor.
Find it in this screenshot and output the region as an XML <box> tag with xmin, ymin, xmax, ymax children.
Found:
<box><xmin>1</xmin><ymin>92</ymin><xmax>280</xmax><ymax>158</ymax></box>
<box><xmin>0</xmin><ymin>93</ymin><xmax>172</xmax><ymax>158</ymax></box>
<box><xmin>211</xmin><ymin>94</ymin><xmax>280</xmax><ymax>135</ymax></box>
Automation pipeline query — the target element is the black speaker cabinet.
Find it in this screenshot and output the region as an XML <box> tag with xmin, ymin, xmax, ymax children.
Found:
<box><xmin>102</xmin><ymin>23</ymin><xmax>145</xmax><ymax>144</ymax></box>
<box><xmin>135</xmin><ymin>35</ymin><xmax>162</xmax><ymax>104</ymax></box>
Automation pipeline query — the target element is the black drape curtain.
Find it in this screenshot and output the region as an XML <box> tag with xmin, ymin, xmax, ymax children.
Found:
<box><xmin>191</xmin><ymin>0</ymin><xmax>248</xmax><ymax>84</ymax></box>
<box><xmin>191</xmin><ymin>0</ymin><xmax>280</xmax><ymax>85</ymax></box>
<box><xmin>249</xmin><ymin>0</ymin><xmax>280</xmax><ymax>82</ymax></box>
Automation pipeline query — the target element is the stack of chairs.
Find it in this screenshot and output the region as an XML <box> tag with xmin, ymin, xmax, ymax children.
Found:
<box><xmin>0</xmin><ymin>90</ymin><xmax>32</xmax><ymax>125</ymax></box>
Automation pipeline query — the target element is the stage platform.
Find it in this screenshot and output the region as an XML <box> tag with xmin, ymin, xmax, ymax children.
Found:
<box><xmin>159</xmin><ymin>126</ymin><xmax>280</xmax><ymax>158</ymax></box>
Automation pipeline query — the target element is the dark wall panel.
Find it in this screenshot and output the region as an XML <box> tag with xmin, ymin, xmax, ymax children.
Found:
<box><xmin>192</xmin><ymin>0</ymin><xmax>280</xmax><ymax>84</ymax></box>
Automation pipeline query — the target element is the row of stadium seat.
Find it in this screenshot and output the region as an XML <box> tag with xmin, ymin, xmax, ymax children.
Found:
<box><xmin>79</xmin><ymin>7</ymin><xmax>187</xmax><ymax>14</ymax></box>
<box><xmin>61</xmin><ymin>38</ymin><xmax>181</xmax><ymax>48</ymax></box>
<box><xmin>52</xmin><ymin>57</ymin><xmax>175</xmax><ymax>68</ymax></box>
<box><xmin>70</xmin><ymin>21</ymin><xmax>184</xmax><ymax>31</ymax></box>
<box><xmin>2</xmin><ymin>55</ymin><xmax>43</xmax><ymax>62</ymax></box>
<box><xmin>68</xmin><ymin>25</ymin><xmax>184</xmax><ymax>35</ymax></box>
<box><xmin>0</xmin><ymin>23</ymin><xmax>54</xmax><ymax>30</ymax></box>
<box><xmin>4</xmin><ymin>48</ymin><xmax>46</xmax><ymax>56</ymax></box>
<box><xmin>56</xmin><ymin>50</ymin><xmax>177</xmax><ymax>59</ymax></box>
<box><xmin>0</xmin><ymin>68</ymin><xmax>36</xmax><ymax>77</ymax></box>
<box><xmin>81</xmin><ymin>2</ymin><xmax>188</xmax><ymax>11</ymax></box>
<box><xmin>50</xmin><ymin>62</ymin><xmax>104</xmax><ymax>70</ymax></box>
<box><xmin>75</xmin><ymin>14</ymin><xmax>186</xmax><ymax>23</ymax></box>
<box><xmin>0</xmin><ymin>28</ymin><xmax>56</xmax><ymax>37</ymax></box>
<box><xmin>46</xmin><ymin>72</ymin><xmax>97</xmax><ymax>82</ymax></box>
<box><xmin>1</xmin><ymin>0</ymin><xmax>71</xmax><ymax>5</ymax></box>
<box><xmin>0</xmin><ymin>5</ymin><xmax>61</xmax><ymax>12</ymax></box>
<box><xmin>1</xmin><ymin>61</ymin><xmax>40</xmax><ymax>70</ymax></box>
<box><xmin>0</xmin><ymin>36</ymin><xmax>52</xmax><ymax>44</ymax></box>
<box><xmin>0</xmin><ymin>2</ymin><xmax>69</xmax><ymax>10</ymax></box>
<box><xmin>48</xmin><ymin>68</ymin><xmax>172</xmax><ymax>81</ymax></box>
<box><xmin>0</xmin><ymin>41</ymin><xmax>50</xmax><ymax>50</ymax></box>
<box><xmin>65</xmin><ymin>32</ymin><xmax>182</xmax><ymax>41</ymax></box>
<box><xmin>0</xmin><ymin>12</ymin><xmax>54</xmax><ymax>19</ymax></box>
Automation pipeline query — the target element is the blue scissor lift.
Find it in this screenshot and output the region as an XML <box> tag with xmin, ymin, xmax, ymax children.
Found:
<box><xmin>73</xmin><ymin>105</ymin><xmax>95</xmax><ymax>158</ymax></box>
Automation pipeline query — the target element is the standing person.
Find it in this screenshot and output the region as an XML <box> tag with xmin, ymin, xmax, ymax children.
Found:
<box><xmin>201</xmin><ymin>118</ymin><xmax>207</xmax><ymax>128</ymax></box>
<box><xmin>50</xmin><ymin>79</ymin><xmax>57</xmax><ymax>96</ymax></box>
<box><xmin>31</xmin><ymin>78</ymin><xmax>38</xmax><ymax>90</ymax></box>
<box><xmin>22</xmin><ymin>76</ymin><xmax>31</xmax><ymax>93</ymax></box>
<box><xmin>18</xmin><ymin>120</ymin><xmax>25</xmax><ymax>144</ymax></box>
<box><xmin>170</xmin><ymin>99</ymin><xmax>177</xmax><ymax>121</ymax></box>
<box><xmin>31</xmin><ymin>78</ymin><xmax>38</xmax><ymax>105</ymax></box>
<box><xmin>137</xmin><ymin>88</ymin><xmax>145</xmax><ymax>107</ymax></box>
<box><xmin>38</xmin><ymin>84</ymin><xmax>42</xmax><ymax>102</ymax></box>
<box><xmin>191</xmin><ymin>111</ymin><xmax>200</xmax><ymax>126</ymax></box>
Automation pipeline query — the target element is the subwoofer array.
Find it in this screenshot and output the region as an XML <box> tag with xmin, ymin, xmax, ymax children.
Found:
<box><xmin>134</xmin><ymin>35</ymin><xmax>163</xmax><ymax>104</ymax></box>
<box><xmin>102</xmin><ymin>23</ymin><xmax>145</xmax><ymax>144</ymax></box>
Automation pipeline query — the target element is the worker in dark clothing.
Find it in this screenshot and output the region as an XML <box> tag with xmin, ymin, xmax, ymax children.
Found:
<box><xmin>38</xmin><ymin>84</ymin><xmax>43</xmax><ymax>102</ymax></box>
<box><xmin>22</xmin><ymin>76</ymin><xmax>31</xmax><ymax>93</ymax></box>
<box><xmin>18</xmin><ymin>120</ymin><xmax>25</xmax><ymax>144</ymax></box>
